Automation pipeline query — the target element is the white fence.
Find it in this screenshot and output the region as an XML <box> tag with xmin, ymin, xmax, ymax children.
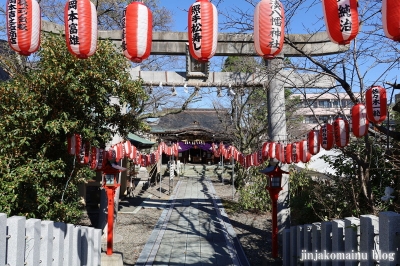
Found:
<box><xmin>282</xmin><ymin>211</ymin><xmax>400</xmax><ymax>266</ymax></box>
<box><xmin>1</xmin><ymin>213</ymin><xmax>102</xmax><ymax>266</ymax></box>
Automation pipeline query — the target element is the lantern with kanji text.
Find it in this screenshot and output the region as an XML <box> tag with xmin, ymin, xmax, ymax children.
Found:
<box><xmin>188</xmin><ymin>0</ymin><xmax>218</xmax><ymax>62</ymax></box>
<box><xmin>64</xmin><ymin>0</ymin><xmax>98</xmax><ymax>59</ymax></box>
<box><xmin>320</xmin><ymin>123</ymin><xmax>334</xmax><ymax>150</ymax></box>
<box><xmin>253</xmin><ymin>0</ymin><xmax>285</xmax><ymax>59</ymax></box>
<box><xmin>333</xmin><ymin>116</ymin><xmax>350</xmax><ymax>148</ymax></box>
<box><xmin>322</xmin><ymin>0</ymin><xmax>359</xmax><ymax>45</ymax></box>
<box><xmin>7</xmin><ymin>0</ymin><xmax>41</xmax><ymax>56</ymax></box>
<box><xmin>291</xmin><ymin>142</ymin><xmax>300</xmax><ymax>163</ymax></box>
<box><xmin>365</xmin><ymin>86</ymin><xmax>387</xmax><ymax>124</ymax></box>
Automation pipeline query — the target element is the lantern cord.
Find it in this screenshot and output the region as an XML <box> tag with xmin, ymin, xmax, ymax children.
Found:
<box><xmin>387</xmin><ymin>84</ymin><xmax>395</xmax><ymax>151</ymax></box>
<box><xmin>61</xmin><ymin>155</ymin><xmax>76</xmax><ymax>203</ymax></box>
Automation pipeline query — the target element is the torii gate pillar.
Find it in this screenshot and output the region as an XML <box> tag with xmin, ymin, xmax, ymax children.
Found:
<box><xmin>265</xmin><ymin>55</ymin><xmax>291</xmax><ymax>235</ymax></box>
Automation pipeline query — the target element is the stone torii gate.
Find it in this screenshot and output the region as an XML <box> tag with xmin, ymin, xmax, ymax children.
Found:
<box><xmin>42</xmin><ymin>20</ymin><xmax>346</xmax><ymax>248</ymax></box>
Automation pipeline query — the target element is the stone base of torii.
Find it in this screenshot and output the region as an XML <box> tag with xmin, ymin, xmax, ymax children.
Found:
<box><xmin>42</xmin><ymin>19</ymin><xmax>346</xmax><ymax>249</ymax></box>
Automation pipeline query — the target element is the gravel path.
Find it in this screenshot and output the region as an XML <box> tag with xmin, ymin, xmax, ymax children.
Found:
<box><xmin>80</xmin><ymin>172</ymin><xmax>282</xmax><ymax>265</ymax></box>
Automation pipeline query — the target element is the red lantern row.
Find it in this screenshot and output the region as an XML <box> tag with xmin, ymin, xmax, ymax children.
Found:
<box><xmin>67</xmin><ymin>134</ymin><xmax>162</xmax><ymax>169</ymax></box>
<box><xmin>8</xmin><ymin>0</ymin><xmax>400</xmax><ymax>61</ymax></box>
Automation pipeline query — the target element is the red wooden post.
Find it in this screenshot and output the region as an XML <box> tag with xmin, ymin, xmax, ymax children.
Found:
<box><xmin>269</xmin><ymin>189</ymin><xmax>280</xmax><ymax>258</ymax></box>
<box><xmin>260</xmin><ymin>164</ymin><xmax>288</xmax><ymax>259</ymax></box>
<box><xmin>105</xmin><ymin>186</ymin><xmax>117</xmax><ymax>255</ymax></box>
<box><xmin>100</xmin><ymin>162</ymin><xmax>125</xmax><ymax>256</ymax></box>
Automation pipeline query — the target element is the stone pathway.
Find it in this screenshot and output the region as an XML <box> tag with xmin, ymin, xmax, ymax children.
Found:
<box><xmin>135</xmin><ymin>175</ymin><xmax>250</xmax><ymax>266</ymax></box>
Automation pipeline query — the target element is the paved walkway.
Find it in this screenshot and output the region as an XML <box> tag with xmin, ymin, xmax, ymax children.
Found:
<box><xmin>135</xmin><ymin>175</ymin><xmax>250</xmax><ymax>266</ymax></box>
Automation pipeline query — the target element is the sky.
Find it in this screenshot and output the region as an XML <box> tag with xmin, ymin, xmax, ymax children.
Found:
<box><xmin>157</xmin><ymin>0</ymin><xmax>323</xmax><ymax>33</ymax></box>
<box><xmin>155</xmin><ymin>0</ymin><xmax>326</xmax><ymax>108</ymax></box>
<box><xmin>156</xmin><ymin>0</ymin><xmax>400</xmax><ymax>108</ymax></box>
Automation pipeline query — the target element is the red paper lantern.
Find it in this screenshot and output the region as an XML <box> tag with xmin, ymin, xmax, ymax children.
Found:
<box><xmin>285</xmin><ymin>143</ymin><xmax>292</xmax><ymax>164</ymax></box>
<box><xmin>97</xmin><ymin>149</ymin><xmax>107</xmax><ymax>170</ymax></box>
<box><xmin>320</xmin><ymin>123</ymin><xmax>334</xmax><ymax>150</ymax></box>
<box><xmin>64</xmin><ymin>0</ymin><xmax>97</xmax><ymax>59</ymax></box>
<box><xmin>245</xmin><ymin>154</ymin><xmax>251</xmax><ymax>168</ymax></box>
<box><xmin>124</xmin><ymin>141</ymin><xmax>132</xmax><ymax>157</ymax></box>
<box><xmin>365</xmin><ymin>86</ymin><xmax>387</xmax><ymax>124</ymax></box>
<box><xmin>382</xmin><ymin>0</ymin><xmax>400</xmax><ymax>41</ymax></box>
<box><xmin>129</xmin><ymin>145</ymin><xmax>137</xmax><ymax>161</ymax></box>
<box><xmin>7</xmin><ymin>0</ymin><xmax>41</xmax><ymax>56</ymax></box>
<box><xmin>299</xmin><ymin>140</ymin><xmax>311</xmax><ymax>163</ymax></box>
<box><xmin>234</xmin><ymin>149</ymin><xmax>241</xmax><ymax>162</ymax></box>
<box><xmin>122</xmin><ymin>2</ymin><xmax>152</xmax><ymax>62</ymax></box>
<box><xmin>238</xmin><ymin>154</ymin><xmax>245</xmax><ymax>167</ymax></box>
<box><xmin>275</xmin><ymin>143</ymin><xmax>284</xmax><ymax>162</ymax></box>
<box><xmin>141</xmin><ymin>154</ymin><xmax>148</xmax><ymax>167</ymax></box>
<box><xmin>308</xmin><ymin>130</ymin><xmax>320</xmax><ymax>155</ymax></box>
<box><xmin>262</xmin><ymin>142</ymin><xmax>270</xmax><ymax>159</ymax></box>
<box><xmin>257</xmin><ymin>150</ymin><xmax>263</xmax><ymax>165</ymax></box>
<box><xmin>253</xmin><ymin>0</ymin><xmax>285</xmax><ymax>59</ymax></box>
<box><xmin>291</xmin><ymin>142</ymin><xmax>300</xmax><ymax>163</ymax></box>
<box><xmin>68</xmin><ymin>133</ymin><xmax>81</xmax><ymax>156</ymax></box>
<box><xmin>351</xmin><ymin>103</ymin><xmax>369</xmax><ymax>137</ymax></box>
<box><xmin>322</xmin><ymin>0</ymin><xmax>359</xmax><ymax>45</ymax></box>
<box><xmin>188</xmin><ymin>0</ymin><xmax>218</xmax><ymax>62</ymax></box>
<box><xmin>90</xmin><ymin>147</ymin><xmax>99</xmax><ymax>170</ymax></box>
<box><xmin>252</xmin><ymin>153</ymin><xmax>259</xmax><ymax>167</ymax></box>
<box><xmin>268</xmin><ymin>142</ymin><xmax>276</xmax><ymax>159</ymax></box>
<box><xmin>174</xmin><ymin>143</ymin><xmax>179</xmax><ymax>158</ymax></box>
<box><xmin>219</xmin><ymin>142</ymin><xmax>225</xmax><ymax>154</ymax></box>
<box><xmin>79</xmin><ymin>141</ymin><xmax>90</xmax><ymax>164</ymax></box>
<box><xmin>333</xmin><ymin>117</ymin><xmax>350</xmax><ymax>148</ymax></box>
<box><xmin>280</xmin><ymin>144</ymin><xmax>286</xmax><ymax>164</ymax></box>
<box><xmin>275</xmin><ymin>143</ymin><xmax>280</xmax><ymax>162</ymax></box>
<box><xmin>115</xmin><ymin>143</ymin><xmax>124</xmax><ymax>162</ymax></box>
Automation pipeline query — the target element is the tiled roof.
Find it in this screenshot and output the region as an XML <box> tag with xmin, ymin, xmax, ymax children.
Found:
<box><xmin>150</xmin><ymin>109</ymin><xmax>228</xmax><ymax>134</ymax></box>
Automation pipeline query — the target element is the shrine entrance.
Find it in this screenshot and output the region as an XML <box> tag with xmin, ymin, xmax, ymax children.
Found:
<box><xmin>151</xmin><ymin>108</ymin><xmax>231</xmax><ymax>165</ymax></box>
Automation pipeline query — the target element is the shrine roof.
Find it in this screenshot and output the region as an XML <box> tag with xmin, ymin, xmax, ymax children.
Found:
<box><xmin>150</xmin><ymin>108</ymin><xmax>228</xmax><ymax>134</ymax></box>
